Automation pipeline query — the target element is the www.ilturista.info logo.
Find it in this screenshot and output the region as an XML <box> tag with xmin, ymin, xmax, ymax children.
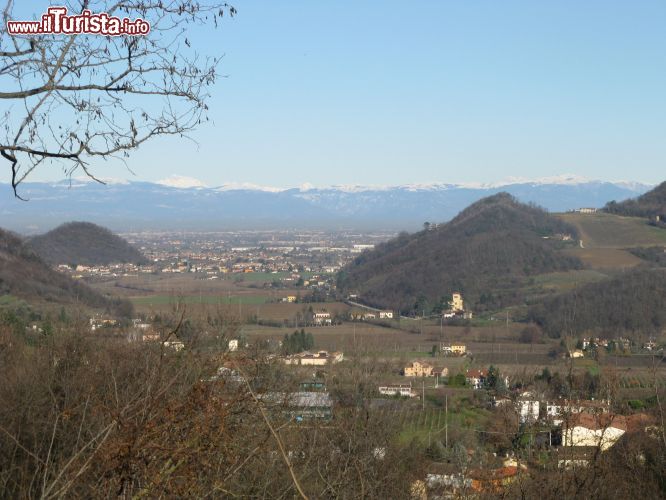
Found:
<box><xmin>6</xmin><ymin>7</ymin><xmax>150</xmax><ymax>36</ymax></box>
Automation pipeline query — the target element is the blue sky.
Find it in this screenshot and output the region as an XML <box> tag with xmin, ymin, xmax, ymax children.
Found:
<box><xmin>9</xmin><ymin>1</ymin><xmax>666</xmax><ymax>187</ymax></box>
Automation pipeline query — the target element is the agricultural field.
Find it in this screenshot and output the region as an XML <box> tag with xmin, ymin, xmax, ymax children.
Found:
<box><xmin>619</xmin><ymin>372</ymin><xmax>666</xmax><ymax>389</ymax></box>
<box><xmin>563</xmin><ymin>247</ymin><xmax>643</xmax><ymax>269</ymax></box>
<box><xmin>559</xmin><ymin>212</ymin><xmax>666</xmax><ymax>248</ymax></box>
<box><xmin>386</xmin><ymin>392</ymin><xmax>490</xmax><ymax>445</ymax></box>
<box><xmin>91</xmin><ymin>272</ymin><xmax>306</xmax><ymax>314</ymax></box>
<box><xmin>90</xmin><ymin>270</ymin><xmax>665</xmax><ymax>385</ymax></box>
<box><xmin>557</xmin><ymin>212</ymin><xmax>666</xmax><ymax>269</ymax></box>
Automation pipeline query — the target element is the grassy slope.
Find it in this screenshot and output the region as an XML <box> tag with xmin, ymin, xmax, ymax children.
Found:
<box><xmin>557</xmin><ymin>212</ymin><xmax>666</xmax><ymax>269</ymax></box>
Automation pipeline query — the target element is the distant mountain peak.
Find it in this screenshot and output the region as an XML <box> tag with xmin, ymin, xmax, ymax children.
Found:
<box><xmin>157</xmin><ymin>175</ymin><xmax>208</xmax><ymax>189</ymax></box>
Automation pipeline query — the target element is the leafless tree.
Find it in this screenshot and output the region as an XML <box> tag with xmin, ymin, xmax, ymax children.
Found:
<box><xmin>0</xmin><ymin>0</ymin><xmax>234</xmax><ymax>198</ymax></box>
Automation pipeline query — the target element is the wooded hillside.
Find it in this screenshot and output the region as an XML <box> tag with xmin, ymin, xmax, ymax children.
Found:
<box><xmin>0</xmin><ymin>228</ymin><xmax>132</xmax><ymax>317</ymax></box>
<box><xmin>28</xmin><ymin>222</ymin><xmax>147</xmax><ymax>266</ymax></box>
<box><xmin>604</xmin><ymin>181</ymin><xmax>666</xmax><ymax>218</ymax></box>
<box><xmin>528</xmin><ymin>268</ymin><xmax>666</xmax><ymax>338</ymax></box>
<box><xmin>339</xmin><ymin>193</ymin><xmax>582</xmax><ymax>314</ymax></box>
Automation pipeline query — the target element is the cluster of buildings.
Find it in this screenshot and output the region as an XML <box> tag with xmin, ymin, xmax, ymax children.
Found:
<box><xmin>413</xmin><ymin>458</ymin><xmax>527</xmax><ymax>498</ymax></box>
<box><xmin>349</xmin><ymin>309</ymin><xmax>395</xmax><ymax>321</ymax></box>
<box><xmin>568</xmin><ymin>336</ymin><xmax>662</xmax><ymax>358</ymax></box>
<box><xmin>215</xmin><ymin>362</ymin><xmax>334</xmax><ymax>421</ymax></box>
<box><xmin>62</xmin><ymin>262</ymin><xmax>154</xmax><ymax>280</ymax></box>
<box><xmin>282</xmin><ymin>350</ymin><xmax>344</xmax><ymax>366</ymax></box>
<box><xmin>571</xmin><ymin>207</ymin><xmax>598</xmax><ymax>214</ymax></box>
<box><xmin>495</xmin><ymin>391</ymin><xmax>657</xmax><ymax>466</ymax></box>
<box><xmin>56</xmin><ymin>230</ymin><xmax>391</xmax><ymax>286</ymax></box>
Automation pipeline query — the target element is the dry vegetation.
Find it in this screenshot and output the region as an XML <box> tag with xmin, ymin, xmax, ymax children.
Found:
<box><xmin>0</xmin><ymin>316</ymin><xmax>425</xmax><ymax>498</ymax></box>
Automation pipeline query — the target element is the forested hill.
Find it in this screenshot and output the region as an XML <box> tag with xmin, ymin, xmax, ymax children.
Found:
<box><xmin>338</xmin><ymin>193</ymin><xmax>582</xmax><ymax>314</ymax></box>
<box><xmin>528</xmin><ymin>268</ymin><xmax>666</xmax><ymax>339</ymax></box>
<box><xmin>28</xmin><ymin>222</ymin><xmax>147</xmax><ymax>266</ymax></box>
<box><xmin>0</xmin><ymin>228</ymin><xmax>132</xmax><ymax>316</ymax></box>
<box><xmin>604</xmin><ymin>181</ymin><xmax>666</xmax><ymax>218</ymax></box>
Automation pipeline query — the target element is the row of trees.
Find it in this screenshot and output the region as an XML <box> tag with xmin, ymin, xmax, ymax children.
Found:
<box><xmin>282</xmin><ymin>329</ymin><xmax>314</xmax><ymax>355</ymax></box>
<box><xmin>528</xmin><ymin>268</ymin><xmax>666</xmax><ymax>338</ymax></box>
<box><xmin>604</xmin><ymin>181</ymin><xmax>666</xmax><ymax>217</ymax></box>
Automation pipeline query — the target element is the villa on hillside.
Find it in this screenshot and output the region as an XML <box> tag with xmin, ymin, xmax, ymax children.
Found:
<box><xmin>404</xmin><ymin>361</ymin><xmax>433</xmax><ymax>377</ymax></box>
<box><xmin>404</xmin><ymin>362</ymin><xmax>448</xmax><ymax>378</ymax></box>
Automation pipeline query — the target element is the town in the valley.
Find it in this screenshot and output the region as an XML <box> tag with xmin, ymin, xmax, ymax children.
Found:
<box><xmin>53</xmin><ymin>228</ymin><xmax>666</xmax><ymax>497</ymax></box>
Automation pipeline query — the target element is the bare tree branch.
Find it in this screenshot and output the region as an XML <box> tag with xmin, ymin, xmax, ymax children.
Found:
<box><xmin>0</xmin><ymin>0</ymin><xmax>235</xmax><ymax>197</ymax></box>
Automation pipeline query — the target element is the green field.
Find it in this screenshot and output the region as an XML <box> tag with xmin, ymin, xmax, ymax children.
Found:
<box><xmin>130</xmin><ymin>294</ymin><xmax>268</xmax><ymax>306</ymax></box>
<box><xmin>394</xmin><ymin>399</ymin><xmax>490</xmax><ymax>444</ymax></box>
<box><xmin>555</xmin><ymin>212</ymin><xmax>666</xmax><ymax>268</ymax></box>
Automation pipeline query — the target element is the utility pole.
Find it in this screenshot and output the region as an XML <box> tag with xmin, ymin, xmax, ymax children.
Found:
<box><xmin>353</xmin><ymin>321</ymin><xmax>356</xmax><ymax>349</ymax></box>
<box><xmin>422</xmin><ymin>380</ymin><xmax>425</xmax><ymax>411</ymax></box>
<box><xmin>445</xmin><ymin>394</ymin><xmax>448</xmax><ymax>449</ymax></box>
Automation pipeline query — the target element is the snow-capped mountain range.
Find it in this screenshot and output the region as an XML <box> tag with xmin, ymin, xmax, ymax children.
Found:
<box><xmin>0</xmin><ymin>176</ymin><xmax>653</xmax><ymax>233</ymax></box>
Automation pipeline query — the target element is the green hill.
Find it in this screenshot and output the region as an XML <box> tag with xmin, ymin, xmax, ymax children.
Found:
<box><xmin>338</xmin><ymin>193</ymin><xmax>582</xmax><ymax>314</ymax></box>
<box><xmin>0</xmin><ymin>228</ymin><xmax>132</xmax><ymax>317</ymax></box>
<box><xmin>28</xmin><ymin>222</ymin><xmax>147</xmax><ymax>266</ymax></box>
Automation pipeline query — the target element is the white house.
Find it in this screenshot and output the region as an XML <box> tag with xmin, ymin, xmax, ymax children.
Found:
<box><xmin>378</xmin><ymin>384</ymin><xmax>418</xmax><ymax>398</ymax></box>
<box><xmin>465</xmin><ymin>369</ymin><xmax>487</xmax><ymax>389</ymax></box>
<box><xmin>283</xmin><ymin>351</ymin><xmax>344</xmax><ymax>366</ymax></box>
<box><xmin>313</xmin><ymin>312</ymin><xmax>332</xmax><ymax>326</ymax></box>
<box><xmin>547</xmin><ymin>399</ymin><xmax>610</xmax><ymax>426</ymax></box>
<box><xmin>563</xmin><ymin>413</ymin><xmax>626</xmax><ymax>451</ymax></box>
<box><xmin>378</xmin><ymin>310</ymin><xmax>394</xmax><ymax>319</ymax></box>
<box><xmin>163</xmin><ymin>340</ymin><xmax>185</xmax><ymax>351</ymax></box>
<box><xmin>516</xmin><ymin>391</ymin><xmax>540</xmax><ymax>423</ymax></box>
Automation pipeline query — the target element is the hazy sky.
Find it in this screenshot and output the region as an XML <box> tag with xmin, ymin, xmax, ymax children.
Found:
<box><xmin>8</xmin><ymin>1</ymin><xmax>666</xmax><ymax>187</ymax></box>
